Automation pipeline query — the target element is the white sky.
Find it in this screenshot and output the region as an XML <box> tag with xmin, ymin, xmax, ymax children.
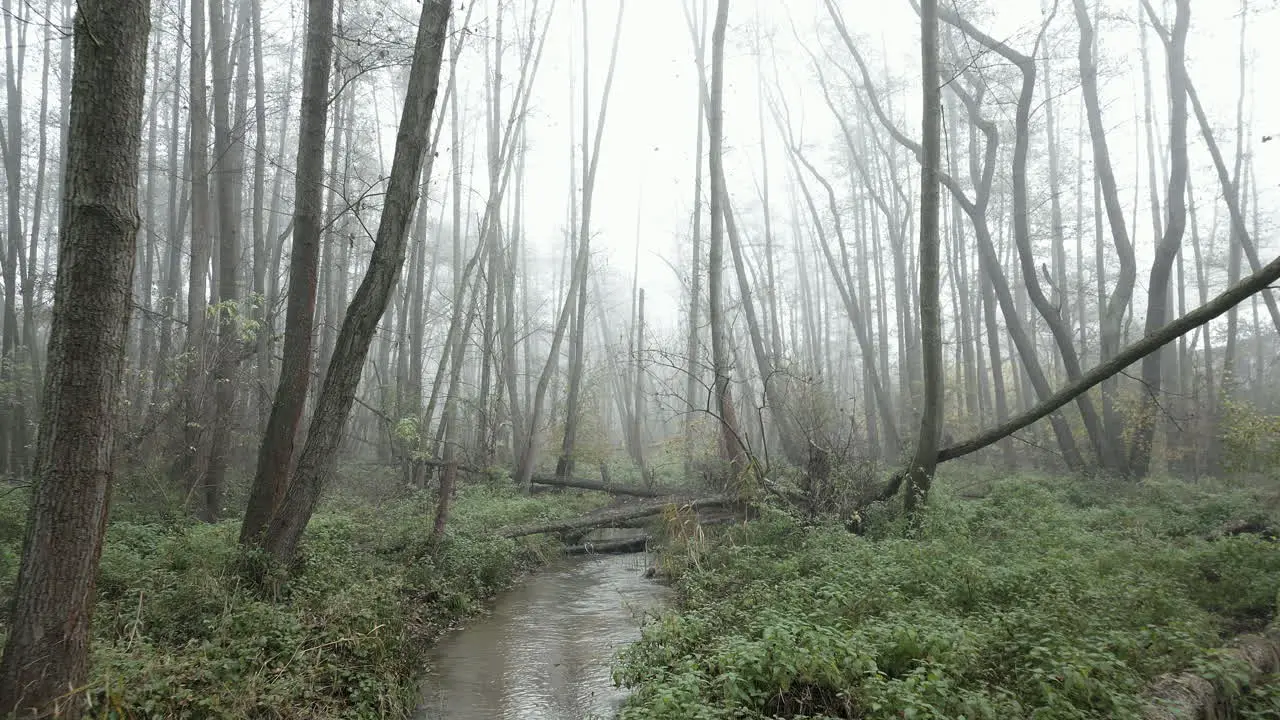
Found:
<box><xmin>391</xmin><ymin>0</ymin><xmax>1278</xmax><ymax>341</ymax></box>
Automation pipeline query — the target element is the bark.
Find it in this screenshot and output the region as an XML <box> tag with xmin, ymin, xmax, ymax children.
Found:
<box><xmin>203</xmin><ymin>0</ymin><xmax>246</xmax><ymax>523</ymax></box>
<box><xmin>632</xmin><ymin>288</ymin><xmax>647</xmax><ymax>469</ymax></box>
<box><xmin>904</xmin><ymin>0</ymin><xmax>943</xmax><ymax>517</ymax></box>
<box><xmin>171</xmin><ymin>0</ymin><xmax>212</xmax><ymax>496</ymax></box>
<box><xmin>21</xmin><ymin>0</ymin><xmax>52</xmax><ymax>424</ymax></box>
<box><xmin>1073</xmin><ymin>0</ymin><xmax>1136</xmax><ymax>470</ymax></box>
<box><xmin>238</xmin><ymin>0</ymin><xmax>333</xmax><ymax>545</ymax></box>
<box><xmin>261</xmin><ymin>0</ymin><xmax>452</xmax><ymax>566</ymax></box>
<box><xmin>0</xmin><ymin>0</ymin><xmax>149</xmax><ymax>708</ymax></box>
<box><xmin>136</xmin><ymin>27</ymin><xmax>162</xmax><ymax>425</ymax></box>
<box><xmin>1130</xmin><ymin>0</ymin><xmax>1190</xmax><ymax>477</ymax></box>
<box><xmin>701</xmin><ymin>0</ymin><xmax>751</xmax><ymax>481</ymax></box>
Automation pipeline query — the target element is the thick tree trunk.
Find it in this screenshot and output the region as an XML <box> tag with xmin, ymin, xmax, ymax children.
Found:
<box><xmin>0</xmin><ymin>0</ymin><xmax>149</xmax><ymax>709</ymax></box>
<box><xmin>261</xmin><ymin>0</ymin><xmax>452</xmax><ymax>566</ymax></box>
<box><xmin>238</xmin><ymin>0</ymin><xmax>333</xmax><ymax>545</ymax></box>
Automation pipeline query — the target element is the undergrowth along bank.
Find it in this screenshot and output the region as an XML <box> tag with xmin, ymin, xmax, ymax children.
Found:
<box><xmin>615</xmin><ymin>472</ymin><xmax>1280</xmax><ymax>720</ymax></box>
<box><xmin>0</xmin><ymin>481</ymin><xmax>606</xmax><ymax>719</ymax></box>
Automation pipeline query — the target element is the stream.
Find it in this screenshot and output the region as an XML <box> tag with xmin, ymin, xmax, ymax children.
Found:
<box><xmin>415</xmin><ymin>547</ymin><xmax>670</xmax><ymax>719</ymax></box>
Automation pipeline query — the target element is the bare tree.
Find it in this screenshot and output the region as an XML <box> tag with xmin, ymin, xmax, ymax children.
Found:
<box><xmin>260</xmin><ymin>0</ymin><xmax>453</xmax><ymax>566</ymax></box>
<box><xmin>1129</xmin><ymin>0</ymin><xmax>1190</xmax><ymax>477</ymax></box>
<box><xmin>239</xmin><ymin>0</ymin><xmax>335</xmax><ymax>544</ymax></box>
<box><xmin>904</xmin><ymin>0</ymin><xmax>943</xmax><ymax>517</ymax></box>
<box><xmin>706</xmin><ymin>0</ymin><xmax>748</xmax><ymax>480</ymax></box>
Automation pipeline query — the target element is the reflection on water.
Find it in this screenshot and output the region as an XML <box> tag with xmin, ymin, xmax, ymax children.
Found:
<box><xmin>416</xmin><ymin>552</ymin><xmax>669</xmax><ymax>720</ymax></box>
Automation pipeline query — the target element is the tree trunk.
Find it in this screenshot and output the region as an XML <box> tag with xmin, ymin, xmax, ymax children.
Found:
<box><xmin>0</xmin><ymin>0</ymin><xmax>149</xmax><ymax>708</ymax></box>
<box><xmin>261</xmin><ymin>0</ymin><xmax>452</xmax><ymax>566</ymax></box>
<box><xmin>172</xmin><ymin>0</ymin><xmax>212</xmax><ymax>499</ymax></box>
<box><xmin>1073</xmin><ymin>0</ymin><xmax>1136</xmax><ymax>472</ymax></box>
<box><xmin>202</xmin><ymin>0</ymin><xmax>246</xmax><ymax>523</ymax></box>
<box><xmin>238</xmin><ymin>0</ymin><xmax>333</xmax><ymax>545</ymax></box>
<box><xmin>904</xmin><ymin>0</ymin><xmax>942</xmax><ymax>517</ymax></box>
<box><xmin>1129</xmin><ymin>0</ymin><xmax>1189</xmax><ymax>477</ymax></box>
<box><xmin>680</xmin><ymin>0</ymin><xmax>707</xmax><ymax>474</ymax></box>
<box><xmin>706</xmin><ymin>0</ymin><xmax>747</xmax><ymax>482</ymax></box>
<box><xmin>155</xmin><ymin>0</ymin><xmax>187</xmax><ymax>402</ymax></box>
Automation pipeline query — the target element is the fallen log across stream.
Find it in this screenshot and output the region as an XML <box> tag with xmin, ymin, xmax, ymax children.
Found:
<box><xmin>564</xmin><ymin>535</ymin><xmax>652</xmax><ymax>555</ymax></box>
<box><xmin>527</xmin><ymin>475</ymin><xmax>665</xmax><ymax>497</ymax></box>
<box><xmin>500</xmin><ymin>495</ymin><xmax>736</xmax><ymax>538</ymax></box>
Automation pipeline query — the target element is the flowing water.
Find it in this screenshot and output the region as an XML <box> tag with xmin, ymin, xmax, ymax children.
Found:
<box><xmin>415</xmin><ymin>550</ymin><xmax>670</xmax><ymax>720</ymax></box>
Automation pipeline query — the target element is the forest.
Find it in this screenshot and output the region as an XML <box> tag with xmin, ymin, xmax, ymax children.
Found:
<box><xmin>1</xmin><ymin>0</ymin><xmax>1279</xmax><ymax>716</ymax></box>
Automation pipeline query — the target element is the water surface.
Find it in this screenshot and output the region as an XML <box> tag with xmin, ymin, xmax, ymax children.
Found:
<box><xmin>416</xmin><ymin>551</ymin><xmax>668</xmax><ymax>720</ymax></box>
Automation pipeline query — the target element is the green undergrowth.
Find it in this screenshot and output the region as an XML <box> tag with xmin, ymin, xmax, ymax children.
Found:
<box><xmin>0</xmin><ymin>480</ymin><xmax>606</xmax><ymax>719</ymax></box>
<box><xmin>615</xmin><ymin>472</ymin><xmax>1280</xmax><ymax>720</ymax></box>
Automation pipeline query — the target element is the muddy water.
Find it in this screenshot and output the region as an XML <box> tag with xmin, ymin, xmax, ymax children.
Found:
<box><xmin>415</xmin><ymin>551</ymin><xmax>669</xmax><ymax>720</ymax></box>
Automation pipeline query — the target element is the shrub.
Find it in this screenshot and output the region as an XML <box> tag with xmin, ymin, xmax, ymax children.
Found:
<box><xmin>615</xmin><ymin>473</ymin><xmax>1280</xmax><ymax>720</ymax></box>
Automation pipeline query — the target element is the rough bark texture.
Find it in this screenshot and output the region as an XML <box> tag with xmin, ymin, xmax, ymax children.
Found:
<box><xmin>0</xmin><ymin>0</ymin><xmax>149</xmax><ymax>709</ymax></box>
<box><xmin>239</xmin><ymin>0</ymin><xmax>334</xmax><ymax>545</ymax></box>
<box><xmin>261</xmin><ymin>0</ymin><xmax>451</xmax><ymax>566</ymax></box>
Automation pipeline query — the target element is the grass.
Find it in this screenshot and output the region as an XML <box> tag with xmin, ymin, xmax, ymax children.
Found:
<box><xmin>613</xmin><ymin>469</ymin><xmax>1280</xmax><ymax>720</ymax></box>
<box><xmin>0</xmin><ymin>475</ymin><xmax>608</xmax><ymax>719</ymax></box>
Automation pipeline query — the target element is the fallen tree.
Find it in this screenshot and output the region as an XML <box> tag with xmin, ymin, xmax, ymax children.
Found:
<box><xmin>1141</xmin><ymin>622</ymin><xmax>1280</xmax><ymax>720</ymax></box>
<box><xmin>500</xmin><ymin>495</ymin><xmax>735</xmax><ymax>538</ymax></box>
<box><xmin>871</xmin><ymin>251</ymin><xmax>1280</xmax><ymax>505</ymax></box>
<box><xmin>528</xmin><ymin>475</ymin><xmax>665</xmax><ymax>497</ymax></box>
<box><xmin>565</xmin><ymin>535</ymin><xmax>652</xmax><ymax>555</ymax></box>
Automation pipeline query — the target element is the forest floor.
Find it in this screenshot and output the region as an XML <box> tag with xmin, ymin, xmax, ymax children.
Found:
<box><xmin>614</xmin><ymin>469</ymin><xmax>1280</xmax><ymax>719</ymax></box>
<box><xmin>0</xmin><ymin>473</ymin><xmax>609</xmax><ymax>718</ymax></box>
<box><xmin>1</xmin><ymin>466</ymin><xmax>1278</xmax><ymax>719</ymax></box>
